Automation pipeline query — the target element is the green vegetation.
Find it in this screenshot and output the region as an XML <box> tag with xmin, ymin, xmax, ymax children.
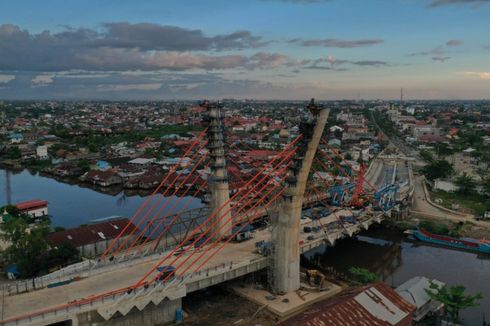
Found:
<box><xmin>23</xmin><ymin>158</ymin><xmax>52</xmax><ymax>171</ymax></box>
<box><xmin>431</xmin><ymin>189</ymin><xmax>488</xmax><ymax>216</ymax></box>
<box><xmin>422</xmin><ymin>159</ymin><xmax>453</xmax><ymax>181</ymax></box>
<box><xmin>454</xmin><ymin>172</ymin><xmax>476</xmax><ymax>196</ymax></box>
<box><xmin>419</xmin><ymin>220</ymin><xmax>450</xmax><ymax>236</ymax></box>
<box><xmin>0</xmin><ymin>206</ymin><xmax>80</xmax><ymax>278</ymax></box>
<box><xmin>3</xmin><ymin>146</ymin><xmax>21</xmax><ymax>159</ymax></box>
<box><xmin>426</xmin><ymin>282</ymin><xmax>482</xmax><ymax>323</ymax></box>
<box><xmin>419</xmin><ymin>150</ymin><xmax>434</xmax><ymax>163</ymax></box>
<box><xmin>419</xmin><ymin>220</ymin><xmax>462</xmax><ymax>237</ymax></box>
<box><xmin>348</xmin><ymin>267</ymin><xmax>379</xmax><ymax>285</ymax></box>
<box><xmin>371</xmin><ymin>111</ymin><xmax>396</xmax><ymax>136</ymax></box>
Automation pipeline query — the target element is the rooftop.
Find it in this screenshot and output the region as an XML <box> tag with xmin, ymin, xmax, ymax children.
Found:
<box><xmin>47</xmin><ymin>218</ymin><xmax>137</xmax><ymax>247</ymax></box>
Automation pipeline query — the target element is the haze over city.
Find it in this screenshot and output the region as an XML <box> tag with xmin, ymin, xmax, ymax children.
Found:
<box><xmin>0</xmin><ymin>0</ymin><xmax>489</xmax><ymax>100</ymax></box>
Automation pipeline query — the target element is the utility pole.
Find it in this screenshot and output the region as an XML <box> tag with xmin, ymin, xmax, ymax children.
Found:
<box><xmin>5</xmin><ymin>170</ymin><xmax>12</xmax><ymax>205</ymax></box>
<box><xmin>400</xmin><ymin>88</ymin><xmax>404</xmax><ymax>111</ymax></box>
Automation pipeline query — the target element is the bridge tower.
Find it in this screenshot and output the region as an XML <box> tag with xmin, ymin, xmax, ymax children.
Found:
<box><xmin>272</xmin><ymin>99</ymin><xmax>329</xmax><ymax>293</ymax></box>
<box><xmin>203</xmin><ymin>101</ymin><xmax>232</xmax><ymax>240</ymax></box>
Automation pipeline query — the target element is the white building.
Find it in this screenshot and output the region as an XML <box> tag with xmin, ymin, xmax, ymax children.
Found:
<box><xmin>36</xmin><ymin>145</ymin><xmax>49</xmax><ymax>160</ymax></box>
<box><xmin>16</xmin><ymin>199</ymin><xmax>48</xmax><ymax>218</ymax></box>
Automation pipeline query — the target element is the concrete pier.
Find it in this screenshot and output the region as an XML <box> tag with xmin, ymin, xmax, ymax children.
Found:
<box><xmin>272</xmin><ymin>100</ymin><xmax>329</xmax><ymax>293</ymax></box>
<box><xmin>204</xmin><ymin>101</ymin><xmax>233</xmax><ymax>241</ymax></box>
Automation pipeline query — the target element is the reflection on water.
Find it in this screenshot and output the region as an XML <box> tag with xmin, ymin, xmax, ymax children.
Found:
<box><xmin>304</xmin><ymin>226</ymin><xmax>490</xmax><ymax>325</ymax></box>
<box><xmin>1</xmin><ymin>169</ymin><xmax>203</xmax><ymax>229</ymax></box>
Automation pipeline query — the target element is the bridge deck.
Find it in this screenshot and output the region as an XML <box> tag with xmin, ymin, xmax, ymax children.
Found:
<box><xmin>2</xmin><ymin>208</ymin><xmax>372</xmax><ymax>323</ymax></box>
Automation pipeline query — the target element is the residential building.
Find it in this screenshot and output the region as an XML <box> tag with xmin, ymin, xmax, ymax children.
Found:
<box><xmin>280</xmin><ymin>282</ymin><xmax>415</xmax><ymax>326</ymax></box>
<box><xmin>36</xmin><ymin>145</ymin><xmax>49</xmax><ymax>160</ymax></box>
<box><xmin>47</xmin><ymin>218</ymin><xmax>138</xmax><ymax>257</ymax></box>
<box><xmin>15</xmin><ymin>199</ymin><xmax>49</xmax><ymax>218</ymax></box>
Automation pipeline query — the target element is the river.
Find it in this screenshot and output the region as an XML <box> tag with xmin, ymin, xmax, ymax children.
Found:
<box><xmin>304</xmin><ymin>226</ymin><xmax>490</xmax><ymax>325</ymax></box>
<box><xmin>0</xmin><ymin>169</ymin><xmax>203</xmax><ymax>228</ymax></box>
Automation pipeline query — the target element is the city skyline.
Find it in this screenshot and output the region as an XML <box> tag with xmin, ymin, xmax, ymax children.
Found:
<box><xmin>0</xmin><ymin>0</ymin><xmax>489</xmax><ymax>100</ymax></box>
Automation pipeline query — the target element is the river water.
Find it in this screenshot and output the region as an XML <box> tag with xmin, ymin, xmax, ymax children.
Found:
<box><xmin>304</xmin><ymin>226</ymin><xmax>490</xmax><ymax>325</ymax></box>
<box><xmin>0</xmin><ymin>169</ymin><xmax>203</xmax><ymax>228</ymax></box>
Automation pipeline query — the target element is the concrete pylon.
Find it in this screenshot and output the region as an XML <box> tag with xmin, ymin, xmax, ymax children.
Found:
<box><xmin>202</xmin><ymin>101</ymin><xmax>232</xmax><ymax>241</ymax></box>
<box><xmin>272</xmin><ymin>99</ymin><xmax>329</xmax><ymax>293</ymax></box>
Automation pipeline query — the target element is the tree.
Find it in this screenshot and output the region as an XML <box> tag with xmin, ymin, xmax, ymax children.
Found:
<box><xmin>425</xmin><ymin>282</ymin><xmax>482</xmax><ymax>323</ymax></box>
<box><xmin>455</xmin><ymin>172</ymin><xmax>476</xmax><ymax>195</ymax></box>
<box><xmin>422</xmin><ymin>160</ymin><xmax>453</xmax><ymax>181</ymax></box>
<box><xmin>1</xmin><ymin>219</ymin><xmax>50</xmax><ymax>277</ymax></box>
<box><xmin>4</xmin><ymin>146</ymin><xmax>21</xmax><ymax>159</ymax></box>
<box><xmin>420</xmin><ymin>150</ymin><xmax>434</xmax><ymax>163</ymax></box>
<box><xmin>348</xmin><ymin>267</ymin><xmax>379</xmax><ymax>285</ymax></box>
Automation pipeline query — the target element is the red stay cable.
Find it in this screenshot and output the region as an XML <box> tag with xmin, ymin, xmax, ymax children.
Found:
<box><xmin>122</xmin><ymin>154</ymin><xmax>209</xmax><ymax>256</ymax></box>
<box><xmin>100</xmin><ymin>128</ymin><xmax>207</xmax><ymax>259</ymax></box>
<box><xmin>134</xmin><ymin>144</ymin><xmax>298</xmax><ymax>286</ymax></box>
<box><xmin>111</xmin><ymin>141</ymin><xmax>209</xmax><ymax>258</ymax></box>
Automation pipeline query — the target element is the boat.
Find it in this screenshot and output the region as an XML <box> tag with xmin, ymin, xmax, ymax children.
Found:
<box><xmin>410</xmin><ymin>227</ymin><xmax>490</xmax><ymax>254</ymax></box>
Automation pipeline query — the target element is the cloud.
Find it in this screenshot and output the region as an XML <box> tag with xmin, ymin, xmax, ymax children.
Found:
<box><xmin>429</xmin><ymin>0</ymin><xmax>490</xmax><ymax>7</ymax></box>
<box><xmin>31</xmin><ymin>75</ymin><xmax>54</xmax><ymax>87</ymax></box>
<box><xmin>464</xmin><ymin>71</ymin><xmax>490</xmax><ymax>79</ymax></box>
<box><xmin>289</xmin><ymin>38</ymin><xmax>384</xmax><ymax>48</ymax></box>
<box><xmin>0</xmin><ymin>24</ymin><xmax>273</xmax><ymax>72</ymax></box>
<box><xmin>409</xmin><ymin>46</ymin><xmax>445</xmax><ymax>56</ymax></box>
<box><xmin>446</xmin><ymin>39</ymin><xmax>463</xmax><ymax>46</ymax></box>
<box><xmin>308</xmin><ymin>55</ymin><xmax>389</xmax><ymax>69</ymax></box>
<box><xmin>432</xmin><ymin>56</ymin><xmax>451</xmax><ymax>62</ymax></box>
<box><xmin>99</xmin><ymin>23</ymin><xmax>268</xmax><ymax>51</ymax></box>
<box><xmin>0</xmin><ymin>74</ymin><xmax>15</xmax><ymax>83</ymax></box>
<box><xmin>96</xmin><ymin>83</ymin><xmax>162</xmax><ymax>92</ymax></box>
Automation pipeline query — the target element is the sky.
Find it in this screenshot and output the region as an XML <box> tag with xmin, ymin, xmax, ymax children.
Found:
<box><xmin>0</xmin><ymin>0</ymin><xmax>489</xmax><ymax>100</ymax></box>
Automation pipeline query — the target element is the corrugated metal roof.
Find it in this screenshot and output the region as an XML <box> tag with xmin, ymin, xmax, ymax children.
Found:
<box><xmin>280</xmin><ymin>282</ymin><xmax>415</xmax><ymax>326</ymax></box>
<box><xmin>47</xmin><ymin>218</ymin><xmax>136</xmax><ymax>247</ymax></box>
<box><xmin>16</xmin><ymin>199</ymin><xmax>48</xmax><ymax>211</ymax></box>
<box><xmin>395</xmin><ymin>276</ymin><xmax>445</xmax><ymax>309</ymax></box>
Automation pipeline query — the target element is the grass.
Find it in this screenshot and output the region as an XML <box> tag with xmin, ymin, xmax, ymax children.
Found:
<box><xmin>431</xmin><ymin>189</ymin><xmax>487</xmax><ymax>216</ymax></box>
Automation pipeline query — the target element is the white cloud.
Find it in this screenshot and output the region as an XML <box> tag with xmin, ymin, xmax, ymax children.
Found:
<box><xmin>31</xmin><ymin>74</ymin><xmax>54</xmax><ymax>87</ymax></box>
<box><xmin>0</xmin><ymin>74</ymin><xmax>15</xmax><ymax>84</ymax></box>
<box><xmin>96</xmin><ymin>83</ymin><xmax>162</xmax><ymax>92</ymax></box>
<box><xmin>464</xmin><ymin>71</ymin><xmax>490</xmax><ymax>80</ymax></box>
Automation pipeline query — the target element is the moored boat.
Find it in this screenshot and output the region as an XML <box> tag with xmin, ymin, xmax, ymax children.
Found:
<box><xmin>411</xmin><ymin>227</ymin><xmax>490</xmax><ymax>254</ymax></box>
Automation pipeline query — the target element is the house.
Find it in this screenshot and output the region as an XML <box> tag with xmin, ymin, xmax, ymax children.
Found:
<box><xmin>95</xmin><ymin>160</ymin><xmax>111</xmax><ymax>171</ymax></box>
<box><xmin>329</xmin><ymin>125</ymin><xmax>344</xmax><ymax>133</ymax></box>
<box><xmin>8</xmin><ymin>132</ymin><xmax>23</xmax><ymax>144</ymax></box>
<box><xmin>280</xmin><ymin>282</ymin><xmax>415</xmax><ymax>326</ymax></box>
<box><xmin>396</xmin><ymin>276</ymin><xmax>445</xmax><ymax>323</ymax></box>
<box><xmin>128</xmin><ymin>157</ymin><xmax>156</xmax><ymax>166</ymax></box>
<box><xmin>15</xmin><ymin>199</ymin><xmax>48</xmax><ymax>218</ymax></box>
<box><xmin>328</xmin><ymin>138</ymin><xmax>342</xmax><ymax>148</ymax></box>
<box><xmin>81</xmin><ymin>170</ymin><xmax>123</xmax><ymax>187</ymax></box>
<box><xmin>36</xmin><ymin>145</ymin><xmax>49</xmax><ymax>160</ymax></box>
<box><xmin>47</xmin><ymin>218</ymin><xmax>138</xmax><ymax>257</ymax></box>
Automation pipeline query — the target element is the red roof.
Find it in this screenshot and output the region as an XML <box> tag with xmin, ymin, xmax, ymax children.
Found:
<box><xmin>280</xmin><ymin>282</ymin><xmax>415</xmax><ymax>326</ymax></box>
<box><xmin>16</xmin><ymin>199</ymin><xmax>48</xmax><ymax>211</ymax></box>
<box><xmin>47</xmin><ymin>218</ymin><xmax>137</xmax><ymax>247</ymax></box>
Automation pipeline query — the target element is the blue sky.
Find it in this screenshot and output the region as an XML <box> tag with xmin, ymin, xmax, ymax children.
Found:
<box><xmin>0</xmin><ymin>0</ymin><xmax>489</xmax><ymax>100</ymax></box>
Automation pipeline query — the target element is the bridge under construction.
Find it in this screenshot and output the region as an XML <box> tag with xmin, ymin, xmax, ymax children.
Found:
<box><xmin>1</xmin><ymin>99</ymin><xmax>411</xmax><ymax>326</ymax></box>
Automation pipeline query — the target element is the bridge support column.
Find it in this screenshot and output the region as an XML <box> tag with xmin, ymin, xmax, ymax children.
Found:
<box><xmin>204</xmin><ymin>101</ymin><xmax>232</xmax><ymax>241</ymax></box>
<box><xmin>272</xmin><ymin>100</ymin><xmax>329</xmax><ymax>293</ymax></box>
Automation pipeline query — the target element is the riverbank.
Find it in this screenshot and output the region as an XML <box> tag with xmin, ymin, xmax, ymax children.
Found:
<box><xmin>384</xmin><ymin>214</ymin><xmax>490</xmax><ymax>240</ymax></box>
<box><xmin>303</xmin><ymin>225</ymin><xmax>490</xmax><ymax>325</ymax></box>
